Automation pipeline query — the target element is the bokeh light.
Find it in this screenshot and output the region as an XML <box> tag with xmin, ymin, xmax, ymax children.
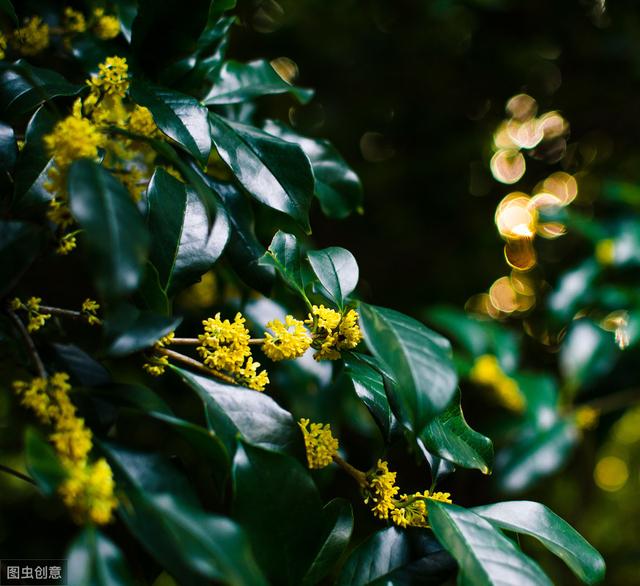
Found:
<box><xmin>594</xmin><ymin>456</ymin><xmax>629</xmax><ymax>492</ymax></box>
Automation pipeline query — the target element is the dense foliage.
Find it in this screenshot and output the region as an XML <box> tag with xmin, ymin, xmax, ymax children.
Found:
<box><xmin>2</xmin><ymin>0</ymin><xmax>634</xmax><ymax>585</ymax></box>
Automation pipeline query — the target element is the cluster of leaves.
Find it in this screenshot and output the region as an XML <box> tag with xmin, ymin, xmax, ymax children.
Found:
<box><xmin>0</xmin><ymin>1</ymin><xmax>607</xmax><ymax>585</ymax></box>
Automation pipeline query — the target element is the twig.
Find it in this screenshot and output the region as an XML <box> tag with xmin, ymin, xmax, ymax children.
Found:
<box><xmin>333</xmin><ymin>454</ymin><xmax>367</xmax><ymax>487</ymax></box>
<box><xmin>39</xmin><ymin>305</ymin><xmax>84</xmax><ymax>320</ymax></box>
<box><xmin>156</xmin><ymin>347</ymin><xmax>237</xmax><ymax>385</ymax></box>
<box><xmin>169</xmin><ymin>337</ymin><xmax>266</xmax><ymax>346</ymax></box>
<box><xmin>0</xmin><ymin>463</ymin><xmax>37</xmax><ymax>486</ymax></box>
<box><xmin>6</xmin><ymin>308</ymin><xmax>47</xmax><ymax>379</ymax></box>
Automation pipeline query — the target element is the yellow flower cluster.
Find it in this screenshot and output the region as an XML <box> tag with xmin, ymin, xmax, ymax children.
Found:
<box><xmin>11</xmin><ymin>16</ymin><xmax>50</xmax><ymax>56</ymax></box>
<box><xmin>469</xmin><ymin>354</ymin><xmax>526</xmax><ymax>413</ymax></box>
<box><xmin>363</xmin><ymin>459</ymin><xmax>452</xmax><ymax>528</ymax></box>
<box><xmin>143</xmin><ymin>332</ymin><xmax>175</xmax><ymax>377</ymax></box>
<box><xmin>13</xmin><ymin>373</ymin><xmax>117</xmax><ymax>524</ymax></box>
<box><xmin>128</xmin><ymin>105</ymin><xmax>160</xmax><ymax>138</ymax></box>
<box><xmin>298</xmin><ymin>418</ymin><xmax>339</xmax><ymax>469</ymax></box>
<box><xmin>88</xmin><ymin>56</ymin><xmax>130</xmax><ymax>98</ymax></box>
<box><xmin>263</xmin><ymin>316</ymin><xmax>312</xmax><ymax>361</ymax></box>
<box><xmin>63</xmin><ymin>8</ymin><xmax>86</xmax><ymax>33</ymax></box>
<box><xmin>81</xmin><ymin>298</ymin><xmax>101</xmax><ymax>326</ymax></box>
<box><xmin>306</xmin><ymin>306</ymin><xmax>362</xmax><ymax>360</ymax></box>
<box><xmin>11</xmin><ymin>297</ymin><xmax>51</xmax><ymax>333</ymax></box>
<box><xmin>92</xmin><ymin>8</ymin><xmax>121</xmax><ymax>40</ymax></box>
<box><xmin>0</xmin><ymin>31</ymin><xmax>7</xmax><ymax>60</ymax></box>
<box><xmin>197</xmin><ymin>313</ymin><xmax>269</xmax><ymax>391</ymax></box>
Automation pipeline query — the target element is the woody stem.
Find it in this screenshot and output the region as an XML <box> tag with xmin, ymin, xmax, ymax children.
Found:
<box><xmin>332</xmin><ymin>454</ymin><xmax>367</xmax><ymax>487</ymax></box>
<box><xmin>156</xmin><ymin>347</ymin><xmax>237</xmax><ymax>385</ymax></box>
<box><xmin>169</xmin><ymin>337</ymin><xmax>266</xmax><ymax>345</ymax></box>
<box><xmin>6</xmin><ymin>308</ymin><xmax>47</xmax><ymax>379</ymax></box>
<box><xmin>39</xmin><ymin>305</ymin><xmax>84</xmax><ymax>320</ymax></box>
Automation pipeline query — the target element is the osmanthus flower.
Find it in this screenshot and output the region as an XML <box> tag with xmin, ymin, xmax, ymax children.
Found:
<box><xmin>298</xmin><ymin>418</ymin><xmax>339</xmax><ymax>469</ymax></box>
<box><xmin>390</xmin><ymin>490</ymin><xmax>453</xmax><ymax>528</ymax></box>
<box><xmin>12</xmin><ymin>372</ymin><xmax>118</xmax><ymax>525</ymax></box>
<box><xmin>63</xmin><ymin>7</ymin><xmax>86</xmax><ymax>33</ymax></box>
<box><xmin>306</xmin><ymin>305</ymin><xmax>363</xmax><ymax>360</ymax></box>
<box><xmin>363</xmin><ymin>459</ymin><xmax>400</xmax><ymax>519</ymax></box>
<box><xmin>92</xmin><ymin>8</ymin><xmax>120</xmax><ymax>40</ymax></box>
<box><xmin>81</xmin><ymin>299</ymin><xmax>101</xmax><ymax>326</ymax></box>
<box><xmin>44</xmin><ymin>114</ymin><xmax>104</xmax><ymax>169</ymax></box>
<box><xmin>469</xmin><ymin>354</ymin><xmax>526</xmax><ymax>413</ymax></box>
<box><xmin>11</xmin><ymin>297</ymin><xmax>51</xmax><ymax>332</ymax></box>
<box><xmin>128</xmin><ymin>105</ymin><xmax>160</xmax><ymax>138</ymax></box>
<box><xmin>197</xmin><ymin>313</ymin><xmax>251</xmax><ymax>372</ymax></box>
<box><xmin>88</xmin><ymin>56</ymin><xmax>129</xmax><ymax>97</ymax></box>
<box><xmin>11</xmin><ymin>16</ymin><xmax>50</xmax><ymax>56</ymax></box>
<box><xmin>143</xmin><ymin>332</ymin><xmax>175</xmax><ymax>377</ymax></box>
<box><xmin>236</xmin><ymin>356</ymin><xmax>270</xmax><ymax>392</ymax></box>
<box><xmin>262</xmin><ymin>315</ymin><xmax>312</xmax><ymax>361</ymax></box>
<box><xmin>0</xmin><ymin>31</ymin><xmax>7</xmax><ymax>59</ymax></box>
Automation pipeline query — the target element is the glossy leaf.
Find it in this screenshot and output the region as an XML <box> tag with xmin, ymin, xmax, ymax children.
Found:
<box><xmin>12</xmin><ymin>106</ymin><xmax>56</xmax><ymax>212</ymax></box>
<box><xmin>66</xmin><ymin>526</ymin><xmax>135</xmax><ymax>586</ymax></box>
<box><xmin>359</xmin><ymin>304</ymin><xmax>458</xmax><ymax>433</ymax></box>
<box><xmin>429</xmin><ymin>501</ymin><xmax>552</xmax><ymax>586</ymax></box>
<box><xmin>0</xmin><ymin>220</ymin><xmax>43</xmax><ymax>297</ymax></box>
<box><xmin>210</xmin><ymin>113</ymin><xmax>314</xmax><ymax>230</ymax></box>
<box><xmin>343</xmin><ymin>353</ymin><xmax>393</xmax><ymax>439</ymax></box>
<box><xmin>0</xmin><ymin>61</ymin><xmax>82</xmax><ymax>118</ymax></box>
<box><xmin>264</xmin><ymin>120</ymin><xmax>363</xmax><ymax>219</ymax></box>
<box><xmin>204</xmin><ymin>60</ymin><xmax>313</xmax><ymax>105</ymax></box>
<box><xmin>473</xmin><ymin>501</ymin><xmax>606</xmax><ymax>584</ymax></box>
<box><xmin>174</xmin><ymin>367</ymin><xmax>301</xmax><ymax>457</ymax></box>
<box><xmin>0</xmin><ymin>120</ymin><xmax>16</xmax><ymax>171</ymax></box>
<box><xmin>336</xmin><ymin>527</ymin><xmax>456</xmax><ymax>586</ymax></box>
<box><xmin>307</xmin><ymin>246</ymin><xmax>359</xmax><ymax>307</ymax></box>
<box><xmin>103</xmin><ymin>443</ymin><xmax>267</xmax><ymax>586</ymax></box>
<box><xmin>24</xmin><ymin>427</ymin><xmax>67</xmax><ymax>496</ymax></box>
<box><xmin>130</xmin><ymin>80</ymin><xmax>211</xmax><ymax>163</ymax></box>
<box><xmin>147</xmin><ymin>168</ymin><xmax>229</xmax><ymax>296</ymax></box>
<box><xmin>233</xmin><ymin>441</ymin><xmax>348</xmax><ymax>585</ymax></box>
<box><xmin>68</xmin><ymin>160</ymin><xmax>149</xmax><ymax>300</ymax></box>
<box><xmin>0</xmin><ymin>0</ymin><xmax>17</xmax><ymax>24</ymax></box>
<box><xmin>496</xmin><ymin>418</ymin><xmax>578</xmax><ymax>493</ymax></box>
<box><xmin>302</xmin><ymin>499</ymin><xmax>353</xmax><ymax>586</ymax></box>
<box><xmin>104</xmin><ymin>302</ymin><xmax>182</xmax><ymax>356</ymax></box>
<box><xmin>259</xmin><ymin>230</ymin><xmax>310</xmax><ymax>298</ymax></box>
<box><xmin>52</xmin><ymin>344</ymin><xmax>111</xmax><ymax>387</ymax></box>
<box><xmin>421</xmin><ymin>391</ymin><xmax>493</xmax><ymax>474</ymax></box>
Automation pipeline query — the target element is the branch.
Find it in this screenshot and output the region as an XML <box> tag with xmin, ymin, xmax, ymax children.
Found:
<box><xmin>0</xmin><ymin>463</ymin><xmax>37</xmax><ymax>486</ymax></box>
<box><xmin>6</xmin><ymin>308</ymin><xmax>47</xmax><ymax>378</ymax></box>
<box><xmin>39</xmin><ymin>305</ymin><xmax>84</xmax><ymax>320</ymax></box>
<box><xmin>156</xmin><ymin>347</ymin><xmax>237</xmax><ymax>385</ymax></box>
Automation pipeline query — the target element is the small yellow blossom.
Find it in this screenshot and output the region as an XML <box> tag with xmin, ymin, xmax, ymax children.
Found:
<box><xmin>198</xmin><ymin>312</ymin><xmax>251</xmax><ymax>371</ymax></box>
<box><xmin>63</xmin><ymin>7</ymin><xmax>86</xmax><ymax>33</ymax></box>
<box><xmin>11</xmin><ymin>296</ymin><xmax>52</xmax><ymax>332</ymax></box>
<box><xmin>298</xmin><ymin>418</ymin><xmax>339</xmax><ymax>469</ymax></box>
<box><xmin>89</xmin><ymin>56</ymin><xmax>129</xmax><ymax>98</ymax></box>
<box><xmin>81</xmin><ymin>299</ymin><xmax>101</xmax><ymax>325</ymax></box>
<box><xmin>12</xmin><ymin>16</ymin><xmax>50</xmax><ymax>56</ymax></box>
<box><xmin>306</xmin><ymin>305</ymin><xmax>363</xmax><ymax>360</ymax></box>
<box><xmin>57</xmin><ymin>232</ymin><xmax>78</xmax><ymax>255</ymax></box>
<box><xmin>128</xmin><ymin>105</ymin><xmax>159</xmax><ymax>137</ymax></box>
<box><xmin>162</xmin><ymin>165</ymin><xmax>184</xmax><ymax>182</ymax></box>
<box><xmin>469</xmin><ymin>354</ymin><xmax>526</xmax><ymax>413</ymax></box>
<box><xmin>364</xmin><ymin>459</ymin><xmax>400</xmax><ymax>519</ymax></box>
<box><xmin>142</xmin><ymin>332</ymin><xmax>175</xmax><ymax>376</ymax></box>
<box><xmin>575</xmin><ymin>406</ymin><xmax>600</xmax><ymax>431</ymax></box>
<box><xmin>263</xmin><ymin>315</ymin><xmax>312</xmax><ymax>361</ymax></box>
<box><xmin>595</xmin><ymin>239</ymin><xmax>615</xmax><ymax>266</ymax></box>
<box><xmin>92</xmin><ymin>9</ymin><xmax>120</xmax><ymax>40</ymax></box>
<box><xmin>44</xmin><ymin>115</ymin><xmax>104</xmax><ymax>169</ymax></box>
<box><xmin>237</xmin><ymin>356</ymin><xmax>270</xmax><ymax>391</ymax></box>
<box><xmin>59</xmin><ymin>458</ymin><xmax>117</xmax><ymax>524</ymax></box>
<box><xmin>90</xmin><ymin>94</ymin><xmax>129</xmax><ymax>128</ymax></box>
<box><xmin>0</xmin><ymin>31</ymin><xmax>7</xmax><ymax>60</ymax></box>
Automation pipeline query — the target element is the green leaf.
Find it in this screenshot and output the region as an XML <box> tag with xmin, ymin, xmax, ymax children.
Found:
<box><xmin>559</xmin><ymin>319</ymin><xmax>618</xmax><ymax>391</ymax></box>
<box><xmin>336</xmin><ymin>527</ymin><xmax>456</xmax><ymax>586</ymax></box>
<box><xmin>103</xmin><ymin>443</ymin><xmax>267</xmax><ymax>586</ymax></box>
<box><xmin>548</xmin><ymin>259</ymin><xmax>599</xmax><ymax>321</ymax></box>
<box><xmin>307</xmin><ymin>246</ymin><xmax>359</xmax><ymax>308</ymax></box>
<box><xmin>52</xmin><ymin>344</ymin><xmax>111</xmax><ymax>387</ymax></box>
<box><xmin>263</xmin><ymin>120</ymin><xmax>363</xmax><ymax>219</ymax></box>
<box><xmin>0</xmin><ymin>220</ymin><xmax>44</xmax><ymax>297</ymax></box>
<box><xmin>496</xmin><ymin>418</ymin><xmax>578</xmax><ymax>493</ymax></box>
<box><xmin>259</xmin><ymin>230</ymin><xmax>311</xmax><ymax>298</ymax></box>
<box><xmin>302</xmin><ymin>499</ymin><xmax>353</xmax><ymax>586</ymax></box>
<box><xmin>420</xmin><ymin>391</ymin><xmax>493</xmax><ymax>474</ymax></box>
<box><xmin>24</xmin><ymin>427</ymin><xmax>67</xmax><ymax>496</ymax></box>
<box><xmin>210</xmin><ymin>113</ymin><xmax>314</xmax><ymax>230</ymax></box>
<box><xmin>0</xmin><ymin>120</ymin><xmax>17</xmax><ymax>171</ymax></box>
<box><xmin>12</xmin><ymin>106</ymin><xmax>56</xmax><ymax>212</ymax></box>
<box><xmin>428</xmin><ymin>501</ymin><xmax>552</xmax><ymax>586</ymax></box>
<box><xmin>0</xmin><ymin>61</ymin><xmax>83</xmax><ymax>119</ymax></box>
<box><xmin>343</xmin><ymin>353</ymin><xmax>393</xmax><ymax>439</ymax></box>
<box><xmin>147</xmin><ymin>168</ymin><xmax>229</xmax><ymax>296</ymax></box>
<box><xmin>67</xmin><ymin>526</ymin><xmax>136</xmax><ymax>586</ymax></box>
<box><xmin>104</xmin><ymin>303</ymin><xmax>181</xmax><ymax>356</ymax></box>
<box><xmin>130</xmin><ymin>80</ymin><xmax>211</xmax><ymax>163</ymax></box>
<box><xmin>211</xmin><ymin>178</ymin><xmax>275</xmax><ymax>293</ymax></box>
<box><xmin>174</xmin><ymin>367</ymin><xmax>302</xmax><ymax>457</ymax></box>
<box><xmin>359</xmin><ymin>304</ymin><xmax>458</xmax><ymax>434</ymax></box>
<box><xmin>0</xmin><ymin>0</ymin><xmax>17</xmax><ymax>25</ymax></box>
<box><xmin>472</xmin><ymin>501</ymin><xmax>606</xmax><ymax>584</ymax></box>
<box><xmin>233</xmin><ymin>442</ymin><xmax>350</xmax><ymax>585</ymax></box>
<box><xmin>204</xmin><ymin>60</ymin><xmax>313</xmax><ymax>105</ymax></box>
<box><xmin>68</xmin><ymin>160</ymin><xmax>150</xmax><ymax>299</ymax></box>
<box><xmin>136</xmin><ymin>262</ymin><xmax>171</xmax><ymax>315</ymax></box>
